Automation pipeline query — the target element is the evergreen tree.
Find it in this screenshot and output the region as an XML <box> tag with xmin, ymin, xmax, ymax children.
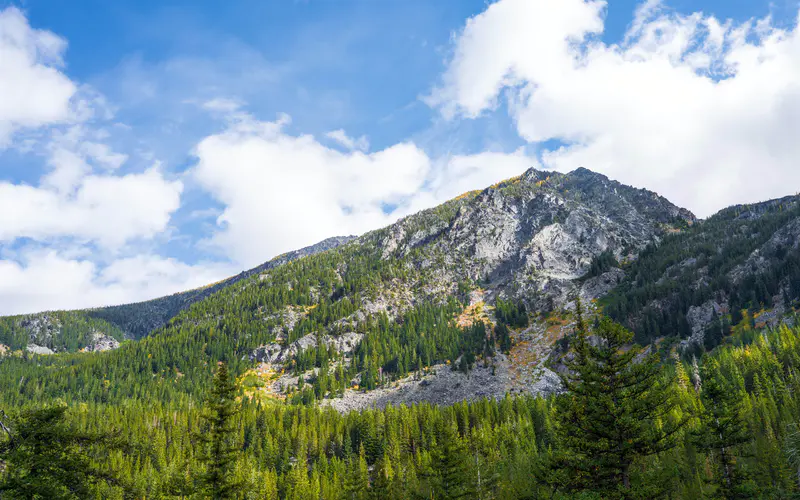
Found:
<box><xmin>432</xmin><ymin>424</ymin><xmax>475</xmax><ymax>500</ymax></box>
<box><xmin>371</xmin><ymin>452</ymin><xmax>398</xmax><ymax>500</ymax></box>
<box><xmin>784</xmin><ymin>423</ymin><xmax>800</xmax><ymax>492</ymax></box>
<box><xmin>553</xmin><ymin>308</ymin><xmax>685</xmax><ymax>498</ymax></box>
<box><xmin>196</xmin><ymin>362</ymin><xmax>246</xmax><ymax>499</ymax></box>
<box><xmin>0</xmin><ymin>405</ymin><xmax>129</xmax><ymax>499</ymax></box>
<box><xmin>693</xmin><ymin>359</ymin><xmax>754</xmax><ymax>498</ymax></box>
<box><xmin>343</xmin><ymin>444</ymin><xmax>370</xmax><ymax>500</ymax></box>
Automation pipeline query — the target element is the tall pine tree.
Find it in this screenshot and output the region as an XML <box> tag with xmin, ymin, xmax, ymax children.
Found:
<box><xmin>0</xmin><ymin>405</ymin><xmax>130</xmax><ymax>499</ymax></box>
<box><xmin>196</xmin><ymin>362</ymin><xmax>246</xmax><ymax>499</ymax></box>
<box><xmin>432</xmin><ymin>423</ymin><xmax>475</xmax><ymax>500</ymax></box>
<box><xmin>343</xmin><ymin>443</ymin><xmax>370</xmax><ymax>500</ymax></box>
<box><xmin>553</xmin><ymin>304</ymin><xmax>684</xmax><ymax>498</ymax></box>
<box><xmin>693</xmin><ymin>359</ymin><xmax>754</xmax><ymax>498</ymax></box>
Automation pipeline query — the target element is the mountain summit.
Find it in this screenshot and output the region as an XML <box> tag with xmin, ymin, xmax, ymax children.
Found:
<box><xmin>3</xmin><ymin>166</ymin><xmax>799</xmax><ymax>413</ymax></box>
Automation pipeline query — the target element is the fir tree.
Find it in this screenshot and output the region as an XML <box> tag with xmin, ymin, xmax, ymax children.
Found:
<box><xmin>0</xmin><ymin>405</ymin><xmax>130</xmax><ymax>499</ymax></box>
<box><xmin>196</xmin><ymin>362</ymin><xmax>246</xmax><ymax>499</ymax></box>
<box><xmin>344</xmin><ymin>444</ymin><xmax>370</xmax><ymax>500</ymax></box>
<box><xmin>432</xmin><ymin>424</ymin><xmax>475</xmax><ymax>500</ymax></box>
<box><xmin>371</xmin><ymin>452</ymin><xmax>398</xmax><ymax>500</ymax></box>
<box><xmin>784</xmin><ymin>423</ymin><xmax>800</xmax><ymax>491</ymax></box>
<box><xmin>693</xmin><ymin>359</ymin><xmax>754</xmax><ymax>498</ymax></box>
<box><xmin>553</xmin><ymin>306</ymin><xmax>685</xmax><ymax>498</ymax></box>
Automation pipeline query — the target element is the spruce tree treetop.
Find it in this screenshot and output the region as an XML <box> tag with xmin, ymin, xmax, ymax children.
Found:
<box><xmin>0</xmin><ymin>405</ymin><xmax>130</xmax><ymax>499</ymax></box>
<box><xmin>553</xmin><ymin>304</ymin><xmax>685</xmax><ymax>498</ymax></box>
<box><xmin>693</xmin><ymin>358</ymin><xmax>755</xmax><ymax>498</ymax></box>
<box><xmin>196</xmin><ymin>362</ymin><xmax>247</xmax><ymax>499</ymax></box>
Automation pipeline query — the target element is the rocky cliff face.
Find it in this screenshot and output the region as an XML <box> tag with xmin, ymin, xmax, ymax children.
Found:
<box><xmin>377</xmin><ymin>167</ymin><xmax>693</xmax><ymax>314</ymax></box>
<box><xmin>240</xmin><ymin>167</ymin><xmax>695</xmax><ymax>409</ymax></box>
<box><xmin>601</xmin><ymin>194</ymin><xmax>800</xmax><ymax>348</ymax></box>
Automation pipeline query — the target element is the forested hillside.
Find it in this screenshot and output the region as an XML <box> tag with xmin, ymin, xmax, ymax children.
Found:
<box><xmin>2</xmin><ymin>167</ymin><xmax>800</xmax><ymax>498</ymax></box>
<box><xmin>0</xmin><ymin>311</ymin><xmax>125</xmax><ymax>353</ymax></box>
<box><xmin>0</xmin><ymin>236</ymin><xmax>353</xmax><ymax>355</ymax></box>
<box><xmin>0</xmin><ymin>167</ymin><xmax>693</xmax><ymax>408</ymax></box>
<box><xmin>3</xmin><ymin>309</ymin><xmax>800</xmax><ymax>498</ymax></box>
<box><xmin>88</xmin><ymin>236</ymin><xmax>354</xmax><ymax>340</ymax></box>
<box><xmin>602</xmin><ymin>195</ymin><xmax>800</xmax><ymax>348</ymax></box>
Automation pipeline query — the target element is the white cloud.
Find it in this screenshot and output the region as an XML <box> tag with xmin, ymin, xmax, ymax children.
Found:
<box><xmin>0</xmin><ymin>249</ymin><xmax>234</xmax><ymax>315</ymax></box>
<box><xmin>193</xmin><ymin>113</ymin><xmax>428</xmax><ymax>265</ymax></box>
<box><xmin>0</xmin><ymin>8</ymin><xmax>214</xmax><ymax>315</ymax></box>
<box><xmin>0</xmin><ymin>9</ymin><xmax>183</xmax><ymax>256</ymax></box>
<box><xmin>192</xmin><ymin>112</ymin><xmax>535</xmax><ymax>266</ymax></box>
<box><xmin>0</xmin><ymin>7</ymin><xmax>77</xmax><ymax>145</ymax></box>
<box><xmin>404</xmin><ymin>148</ymin><xmax>536</xmax><ymax>215</ymax></box>
<box><xmin>39</xmin><ymin>127</ymin><xmax>128</xmax><ymax>192</ymax></box>
<box><xmin>326</xmin><ymin>129</ymin><xmax>369</xmax><ymax>152</ymax></box>
<box><xmin>42</xmin><ymin>148</ymin><xmax>90</xmax><ymax>193</ymax></box>
<box><xmin>427</xmin><ymin>0</ymin><xmax>605</xmax><ymax>119</ymax></box>
<box><xmin>0</xmin><ymin>168</ymin><xmax>183</xmax><ymax>249</ymax></box>
<box><xmin>431</xmin><ymin>0</ymin><xmax>800</xmax><ymax>217</ymax></box>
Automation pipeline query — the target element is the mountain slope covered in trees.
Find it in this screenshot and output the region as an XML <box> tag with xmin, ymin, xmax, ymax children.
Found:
<box><xmin>0</xmin><ymin>236</ymin><xmax>353</xmax><ymax>353</ymax></box>
<box><xmin>0</xmin><ymin>167</ymin><xmax>696</xmax><ymax>407</ymax></box>
<box><xmin>2</xmin><ymin>166</ymin><xmax>800</xmax><ymax>498</ymax></box>
<box><xmin>602</xmin><ymin>195</ymin><xmax>800</xmax><ymax>349</ymax></box>
<box><xmin>2</xmin><ymin>167</ymin><xmax>799</xmax><ymax>409</ymax></box>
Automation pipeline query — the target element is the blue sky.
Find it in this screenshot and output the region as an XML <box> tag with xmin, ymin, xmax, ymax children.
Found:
<box><xmin>1</xmin><ymin>0</ymin><xmax>799</xmax><ymax>314</ymax></box>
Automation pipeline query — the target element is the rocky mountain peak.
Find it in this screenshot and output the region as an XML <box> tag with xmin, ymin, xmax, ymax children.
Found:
<box><xmin>370</xmin><ymin>167</ymin><xmax>694</xmax><ymax>316</ymax></box>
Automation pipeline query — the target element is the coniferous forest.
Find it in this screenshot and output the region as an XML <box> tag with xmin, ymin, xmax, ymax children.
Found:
<box><xmin>3</xmin><ymin>301</ymin><xmax>800</xmax><ymax>498</ymax></box>
<box><xmin>6</xmin><ymin>0</ymin><xmax>800</xmax><ymax>496</ymax></box>
<box><xmin>1</xmin><ymin>168</ymin><xmax>799</xmax><ymax>499</ymax></box>
<box><xmin>3</xmin><ymin>192</ymin><xmax>800</xmax><ymax>497</ymax></box>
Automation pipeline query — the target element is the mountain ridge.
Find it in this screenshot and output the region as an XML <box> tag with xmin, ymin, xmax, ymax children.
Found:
<box><xmin>0</xmin><ymin>235</ymin><xmax>355</xmax><ymax>353</ymax></box>
<box><xmin>2</xmin><ymin>166</ymin><xmax>799</xmax><ymax>412</ymax></box>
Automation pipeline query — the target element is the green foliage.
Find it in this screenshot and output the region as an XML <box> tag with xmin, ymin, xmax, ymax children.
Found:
<box><xmin>3</xmin><ymin>316</ymin><xmax>800</xmax><ymax>499</ymax></box>
<box><xmin>495</xmin><ymin>299</ymin><xmax>528</xmax><ymax>329</ymax></box>
<box><xmin>0</xmin><ymin>404</ymin><xmax>130</xmax><ymax>498</ymax></box>
<box><xmin>692</xmin><ymin>359</ymin><xmax>755</xmax><ymax>498</ymax></box>
<box><xmin>551</xmin><ymin>310</ymin><xmax>685</xmax><ymax>498</ymax></box>
<box><xmin>196</xmin><ymin>362</ymin><xmax>248</xmax><ymax>499</ymax></box>
<box><xmin>0</xmin><ymin>311</ymin><xmax>125</xmax><ymax>352</ymax></box>
<box><xmin>601</xmin><ymin>198</ymin><xmax>800</xmax><ymax>344</ymax></box>
<box><xmin>587</xmin><ymin>249</ymin><xmax>619</xmax><ymax>278</ymax></box>
<box><xmin>1</xmin><ymin>193</ymin><xmax>800</xmax><ymax>498</ymax></box>
<box><xmin>343</xmin><ymin>444</ymin><xmax>370</xmax><ymax>500</ymax></box>
<box><xmin>429</xmin><ymin>423</ymin><xmax>476</xmax><ymax>499</ymax></box>
<box><xmin>495</xmin><ymin>322</ymin><xmax>512</xmax><ymax>354</ymax></box>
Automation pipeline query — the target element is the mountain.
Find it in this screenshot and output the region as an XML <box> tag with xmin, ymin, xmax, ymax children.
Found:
<box><xmin>602</xmin><ymin>194</ymin><xmax>800</xmax><ymax>350</ymax></box>
<box><xmin>87</xmin><ymin>235</ymin><xmax>355</xmax><ymax>340</ymax></box>
<box><xmin>3</xmin><ymin>166</ymin><xmax>800</xmax><ymax>498</ymax></box>
<box><xmin>3</xmin><ymin>166</ymin><xmax>799</xmax><ymax>411</ymax></box>
<box><xmin>0</xmin><ymin>236</ymin><xmax>354</xmax><ymax>354</ymax></box>
<box><xmin>373</xmin><ymin>166</ymin><xmax>693</xmax><ymax>311</ymax></box>
<box><xmin>0</xmin><ymin>166</ymin><xmax>699</xmax><ymax>409</ymax></box>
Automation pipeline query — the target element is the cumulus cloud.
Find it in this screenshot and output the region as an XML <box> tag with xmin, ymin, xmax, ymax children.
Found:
<box><xmin>0</xmin><ymin>8</ymin><xmax>184</xmax><ymax>253</ymax></box>
<box><xmin>193</xmin><ymin>113</ymin><xmax>428</xmax><ymax>265</ymax></box>
<box><xmin>403</xmin><ymin>148</ymin><xmax>536</xmax><ymax>215</ymax></box>
<box><xmin>0</xmin><ymin>249</ymin><xmax>234</xmax><ymax>315</ymax></box>
<box><xmin>81</xmin><ymin>141</ymin><xmax>128</xmax><ymax>169</ymax></box>
<box><xmin>192</xmin><ymin>112</ymin><xmax>535</xmax><ymax>266</ymax></box>
<box><xmin>202</xmin><ymin>97</ymin><xmax>244</xmax><ymax>113</ymax></box>
<box><xmin>431</xmin><ymin>0</ymin><xmax>800</xmax><ymax>217</ymax></box>
<box><xmin>0</xmin><ymin>168</ymin><xmax>183</xmax><ymax>248</ymax></box>
<box><xmin>0</xmin><ymin>7</ymin><xmax>77</xmax><ymax>145</ymax></box>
